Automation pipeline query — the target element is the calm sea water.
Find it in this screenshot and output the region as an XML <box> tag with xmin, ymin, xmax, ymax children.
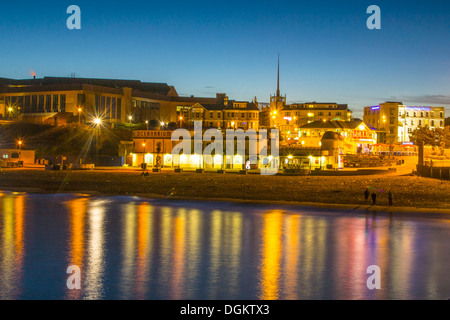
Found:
<box><xmin>0</xmin><ymin>191</ymin><xmax>449</xmax><ymax>300</ymax></box>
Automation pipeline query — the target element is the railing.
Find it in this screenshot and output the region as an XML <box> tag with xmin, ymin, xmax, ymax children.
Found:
<box><xmin>424</xmin><ymin>160</ymin><xmax>450</xmax><ymax>168</ymax></box>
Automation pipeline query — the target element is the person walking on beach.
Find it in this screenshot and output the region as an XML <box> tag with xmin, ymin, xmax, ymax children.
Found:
<box><xmin>388</xmin><ymin>191</ymin><xmax>393</xmax><ymax>206</ymax></box>
<box><xmin>372</xmin><ymin>192</ymin><xmax>377</xmax><ymax>205</ymax></box>
<box><xmin>364</xmin><ymin>188</ymin><xmax>370</xmax><ymax>201</ymax></box>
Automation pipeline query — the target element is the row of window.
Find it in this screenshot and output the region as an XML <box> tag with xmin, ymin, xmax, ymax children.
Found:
<box><xmin>402</xmin><ymin>111</ymin><xmax>444</xmax><ymax>118</ymax></box>
<box><xmin>285</xmin><ymin>111</ymin><xmax>343</xmax><ymax>117</ymax></box>
<box><xmin>94</xmin><ymin>96</ymin><xmax>122</xmax><ymax>120</ymax></box>
<box><xmin>367</xmin><ymin>109</ymin><xmax>445</xmax><ymax>118</ymax></box>
<box><xmin>5</xmin><ymin>95</ymin><xmax>66</xmax><ymax>113</ymax></box>
<box><xmin>186</xmin><ymin>111</ymin><xmax>259</xmax><ymax>119</ymax></box>
<box><xmin>131</xmin><ymin>100</ymin><xmax>160</xmax><ymax>110</ymax></box>
<box><xmin>406</xmin><ymin>119</ymin><xmax>444</xmax><ymax>127</ymax></box>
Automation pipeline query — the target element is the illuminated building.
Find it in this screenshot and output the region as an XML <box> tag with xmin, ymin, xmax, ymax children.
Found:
<box><xmin>299</xmin><ymin>119</ymin><xmax>377</xmax><ymax>154</ymax></box>
<box><xmin>279</xmin><ymin>103</ymin><xmax>352</xmax><ymax>136</ymax></box>
<box><xmin>261</xmin><ymin>57</ymin><xmax>352</xmax><ymax>136</ymax></box>
<box><xmin>130</xmin><ymin>129</ymin><xmax>272</xmax><ymax>170</ymax></box>
<box><xmin>364</xmin><ymin>102</ymin><xmax>446</xmax><ymax>143</ymax></box>
<box><xmin>177</xmin><ymin>94</ymin><xmax>259</xmax><ymax>130</ymax></box>
<box><xmin>0</xmin><ymin>149</ymin><xmax>35</xmax><ymax>165</ymax></box>
<box><xmin>0</xmin><ymin>77</ymin><xmax>237</xmax><ymax>126</ymax></box>
<box><xmin>280</xmin><ymin>132</ymin><xmax>345</xmax><ymax>170</ymax></box>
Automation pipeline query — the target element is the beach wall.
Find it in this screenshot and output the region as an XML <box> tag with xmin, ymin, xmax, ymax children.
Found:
<box><xmin>417</xmin><ymin>165</ymin><xmax>450</xmax><ymax>180</ymax></box>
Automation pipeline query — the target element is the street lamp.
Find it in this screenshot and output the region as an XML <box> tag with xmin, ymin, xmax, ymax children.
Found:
<box><xmin>129</xmin><ymin>115</ymin><xmax>133</xmax><ymax>123</ymax></box>
<box><xmin>18</xmin><ymin>140</ymin><xmax>23</xmax><ymax>163</ymax></box>
<box><xmin>94</xmin><ymin>118</ymin><xmax>102</xmax><ymax>126</ymax></box>
<box><xmin>179</xmin><ymin>116</ymin><xmax>183</xmax><ymax>128</ymax></box>
<box><xmin>78</xmin><ymin>108</ymin><xmax>82</xmax><ymax>124</ymax></box>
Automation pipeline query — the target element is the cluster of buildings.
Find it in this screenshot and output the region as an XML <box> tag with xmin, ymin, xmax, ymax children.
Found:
<box><xmin>0</xmin><ymin>65</ymin><xmax>446</xmax><ymax>170</ymax></box>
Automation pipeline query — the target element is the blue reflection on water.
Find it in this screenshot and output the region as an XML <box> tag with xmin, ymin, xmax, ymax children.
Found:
<box><xmin>0</xmin><ymin>191</ymin><xmax>449</xmax><ymax>300</ymax></box>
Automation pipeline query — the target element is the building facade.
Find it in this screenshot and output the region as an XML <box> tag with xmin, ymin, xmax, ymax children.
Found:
<box><xmin>130</xmin><ymin>129</ymin><xmax>271</xmax><ymax>170</ymax></box>
<box><xmin>0</xmin><ymin>77</ymin><xmax>224</xmax><ymax>126</ymax></box>
<box><xmin>364</xmin><ymin>102</ymin><xmax>446</xmax><ymax>143</ymax></box>
<box><xmin>279</xmin><ymin>103</ymin><xmax>352</xmax><ymax>136</ymax></box>
<box><xmin>176</xmin><ymin>95</ymin><xmax>259</xmax><ymax>131</ymax></box>
<box><xmin>299</xmin><ymin>119</ymin><xmax>377</xmax><ymax>154</ymax></box>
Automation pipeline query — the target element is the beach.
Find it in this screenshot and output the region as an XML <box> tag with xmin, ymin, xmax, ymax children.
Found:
<box><xmin>1</xmin><ymin>169</ymin><xmax>449</xmax><ymax>212</ymax></box>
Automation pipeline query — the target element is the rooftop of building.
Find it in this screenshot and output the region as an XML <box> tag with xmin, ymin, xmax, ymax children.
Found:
<box><xmin>285</xmin><ymin>103</ymin><xmax>349</xmax><ymax>110</ymax></box>
<box><xmin>0</xmin><ymin>76</ymin><xmax>174</xmax><ymax>96</ymax></box>
<box><xmin>299</xmin><ymin>119</ymin><xmax>377</xmax><ymax>131</ymax></box>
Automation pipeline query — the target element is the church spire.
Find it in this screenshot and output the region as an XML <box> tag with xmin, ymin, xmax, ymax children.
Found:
<box><xmin>276</xmin><ymin>53</ymin><xmax>280</xmax><ymax>97</ymax></box>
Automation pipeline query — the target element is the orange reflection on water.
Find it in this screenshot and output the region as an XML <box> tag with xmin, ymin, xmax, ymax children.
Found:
<box><xmin>66</xmin><ymin>198</ymin><xmax>87</xmax><ymax>300</ymax></box>
<box><xmin>120</xmin><ymin>203</ymin><xmax>137</xmax><ymax>299</ymax></box>
<box><xmin>84</xmin><ymin>200</ymin><xmax>106</xmax><ymax>300</ymax></box>
<box><xmin>259</xmin><ymin>210</ymin><xmax>283</xmax><ymax>300</ymax></box>
<box><xmin>135</xmin><ymin>203</ymin><xmax>152</xmax><ymax>299</ymax></box>
<box><xmin>282</xmin><ymin>215</ymin><xmax>301</xmax><ymax>300</ymax></box>
<box><xmin>170</xmin><ymin>211</ymin><xmax>186</xmax><ymax>300</ymax></box>
<box><xmin>0</xmin><ymin>194</ymin><xmax>26</xmax><ymax>299</ymax></box>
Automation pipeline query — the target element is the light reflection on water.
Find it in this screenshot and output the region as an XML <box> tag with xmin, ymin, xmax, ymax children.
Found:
<box><xmin>0</xmin><ymin>192</ymin><xmax>449</xmax><ymax>300</ymax></box>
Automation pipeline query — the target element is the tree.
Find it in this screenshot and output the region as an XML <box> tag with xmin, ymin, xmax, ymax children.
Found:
<box><xmin>410</xmin><ymin>125</ymin><xmax>450</xmax><ymax>148</ymax></box>
<box><xmin>167</xmin><ymin>122</ymin><xmax>177</xmax><ymax>131</ymax></box>
<box><xmin>438</xmin><ymin>126</ymin><xmax>450</xmax><ymax>148</ymax></box>
<box><xmin>149</xmin><ymin>119</ymin><xmax>160</xmax><ymax>129</ymax></box>
<box><xmin>409</xmin><ymin>126</ymin><xmax>437</xmax><ymax>146</ymax></box>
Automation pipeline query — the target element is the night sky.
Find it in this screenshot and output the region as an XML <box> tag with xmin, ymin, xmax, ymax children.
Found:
<box><xmin>1</xmin><ymin>0</ymin><xmax>449</xmax><ymax>118</ymax></box>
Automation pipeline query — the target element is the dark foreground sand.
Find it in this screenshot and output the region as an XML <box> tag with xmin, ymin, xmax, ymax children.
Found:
<box><xmin>0</xmin><ymin>169</ymin><xmax>449</xmax><ymax>213</ymax></box>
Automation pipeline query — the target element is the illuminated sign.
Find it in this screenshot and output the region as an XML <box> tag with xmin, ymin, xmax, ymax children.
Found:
<box><xmin>405</xmin><ymin>106</ymin><xmax>431</xmax><ymax>111</ymax></box>
<box><xmin>283</xmin><ymin>117</ymin><xmax>292</xmax><ymax>121</ymax></box>
<box><xmin>402</xmin><ymin>142</ymin><xmax>414</xmax><ymax>145</ymax></box>
<box><xmin>371</xmin><ymin>106</ymin><xmax>380</xmax><ymax>110</ymax></box>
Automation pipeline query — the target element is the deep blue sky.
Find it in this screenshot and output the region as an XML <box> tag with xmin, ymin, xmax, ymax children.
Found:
<box><xmin>0</xmin><ymin>0</ymin><xmax>449</xmax><ymax>118</ymax></box>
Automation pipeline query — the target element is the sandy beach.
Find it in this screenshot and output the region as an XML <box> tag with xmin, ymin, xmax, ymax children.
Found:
<box><xmin>1</xmin><ymin>169</ymin><xmax>449</xmax><ymax>213</ymax></box>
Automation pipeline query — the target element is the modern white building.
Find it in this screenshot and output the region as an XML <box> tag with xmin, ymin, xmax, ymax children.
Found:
<box><xmin>364</xmin><ymin>102</ymin><xmax>445</xmax><ymax>143</ymax></box>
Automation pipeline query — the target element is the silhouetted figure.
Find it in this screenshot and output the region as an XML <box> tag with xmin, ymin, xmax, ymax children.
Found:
<box><xmin>372</xmin><ymin>192</ymin><xmax>377</xmax><ymax>205</ymax></box>
<box><xmin>364</xmin><ymin>188</ymin><xmax>370</xmax><ymax>201</ymax></box>
<box><xmin>388</xmin><ymin>191</ymin><xmax>393</xmax><ymax>206</ymax></box>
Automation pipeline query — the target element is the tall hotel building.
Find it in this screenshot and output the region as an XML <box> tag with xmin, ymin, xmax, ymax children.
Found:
<box><xmin>364</xmin><ymin>101</ymin><xmax>446</xmax><ymax>143</ymax></box>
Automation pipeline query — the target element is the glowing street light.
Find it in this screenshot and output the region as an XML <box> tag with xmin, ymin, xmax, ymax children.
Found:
<box><xmin>78</xmin><ymin>108</ymin><xmax>82</xmax><ymax>124</ymax></box>
<box><xmin>94</xmin><ymin>118</ymin><xmax>102</xmax><ymax>126</ymax></box>
<box><xmin>18</xmin><ymin>140</ymin><xmax>23</xmax><ymax>162</ymax></box>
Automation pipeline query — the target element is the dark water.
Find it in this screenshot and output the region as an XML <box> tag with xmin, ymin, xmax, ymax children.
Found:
<box><xmin>0</xmin><ymin>191</ymin><xmax>449</xmax><ymax>300</ymax></box>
